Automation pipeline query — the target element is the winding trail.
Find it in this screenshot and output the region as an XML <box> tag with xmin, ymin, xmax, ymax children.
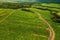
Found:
<box><xmin>35</xmin><ymin>12</ymin><xmax>55</xmax><ymax>40</ymax></box>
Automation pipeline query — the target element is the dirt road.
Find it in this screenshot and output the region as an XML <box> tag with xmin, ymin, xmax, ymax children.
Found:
<box><xmin>35</xmin><ymin>12</ymin><xmax>55</xmax><ymax>40</ymax></box>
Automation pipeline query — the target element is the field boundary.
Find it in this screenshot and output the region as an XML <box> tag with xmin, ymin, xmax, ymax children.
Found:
<box><xmin>33</xmin><ymin>34</ymin><xmax>48</xmax><ymax>38</ymax></box>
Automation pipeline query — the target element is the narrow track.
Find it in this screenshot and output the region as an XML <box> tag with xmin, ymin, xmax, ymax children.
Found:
<box><xmin>35</xmin><ymin>12</ymin><xmax>55</xmax><ymax>40</ymax></box>
<box><xmin>0</xmin><ymin>10</ymin><xmax>16</xmax><ymax>23</ymax></box>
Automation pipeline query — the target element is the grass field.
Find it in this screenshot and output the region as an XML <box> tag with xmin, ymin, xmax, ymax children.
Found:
<box><xmin>0</xmin><ymin>3</ymin><xmax>60</xmax><ymax>40</ymax></box>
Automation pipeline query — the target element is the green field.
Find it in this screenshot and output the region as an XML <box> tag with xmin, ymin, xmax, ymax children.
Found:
<box><xmin>0</xmin><ymin>3</ymin><xmax>60</xmax><ymax>40</ymax></box>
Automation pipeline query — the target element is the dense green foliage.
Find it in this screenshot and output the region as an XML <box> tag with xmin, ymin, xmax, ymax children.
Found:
<box><xmin>0</xmin><ymin>2</ymin><xmax>36</xmax><ymax>9</ymax></box>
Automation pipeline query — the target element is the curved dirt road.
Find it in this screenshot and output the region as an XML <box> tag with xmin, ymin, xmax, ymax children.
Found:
<box><xmin>35</xmin><ymin>12</ymin><xmax>55</xmax><ymax>40</ymax></box>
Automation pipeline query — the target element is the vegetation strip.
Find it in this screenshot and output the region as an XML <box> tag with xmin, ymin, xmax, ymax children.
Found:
<box><xmin>39</xmin><ymin>5</ymin><xmax>60</xmax><ymax>9</ymax></box>
<box><xmin>33</xmin><ymin>34</ymin><xmax>47</xmax><ymax>38</ymax></box>
<box><xmin>35</xmin><ymin>12</ymin><xmax>55</xmax><ymax>40</ymax></box>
